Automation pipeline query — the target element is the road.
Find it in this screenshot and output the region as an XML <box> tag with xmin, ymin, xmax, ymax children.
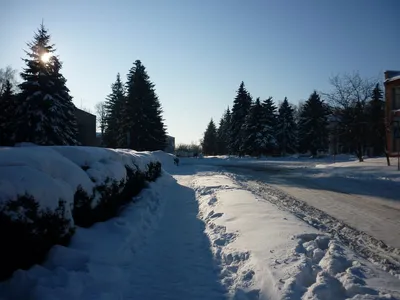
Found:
<box><xmin>220</xmin><ymin>162</ymin><xmax>400</xmax><ymax>250</ymax></box>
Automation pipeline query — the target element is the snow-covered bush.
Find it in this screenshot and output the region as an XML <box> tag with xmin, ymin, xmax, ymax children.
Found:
<box><xmin>0</xmin><ymin>146</ymin><xmax>162</xmax><ymax>280</ymax></box>
<box><xmin>73</xmin><ymin>162</ymin><xmax>161</xmax><ymax>227</ymax></box>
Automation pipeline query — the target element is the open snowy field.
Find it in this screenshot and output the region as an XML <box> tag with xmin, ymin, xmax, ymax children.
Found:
<box><xmin>0</xmin><ymin>150</ymin><xmax>399</xmax><ymax>299</ymax></box>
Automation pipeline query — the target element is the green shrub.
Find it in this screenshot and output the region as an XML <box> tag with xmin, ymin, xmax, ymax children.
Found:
<box><xmin>0</xmin><ymin>195</ymin><xmax>74</xmax><ymax>281</ymax></box>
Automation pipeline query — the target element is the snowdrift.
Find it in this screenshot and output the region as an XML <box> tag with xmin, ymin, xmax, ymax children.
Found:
<box><xmin>0</xmin><ymin>146</ymin><xmax>162</xmax><ymax>281</ymax></box>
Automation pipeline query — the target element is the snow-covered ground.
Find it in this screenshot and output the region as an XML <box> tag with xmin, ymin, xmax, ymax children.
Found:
<box><xmin>180</xmin><ymin>155</ymin><xmax>400</xmax><ymax>248</ymax></box>
<box><xmin>1</xmin><ymin>151</ymin><xmax>399</xmax><ymax>299</ymax></box>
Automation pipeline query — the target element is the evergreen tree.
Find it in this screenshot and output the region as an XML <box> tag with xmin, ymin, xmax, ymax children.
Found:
<box><xmin>229</xmin><ymin>82</ymin><xmax>252</xmax><ymax>156</ymax></box>
<box><xmin>367</xmin><ymin>83</ymin><xmax>385</xmax><ymax>155</ymax></box>
<box><xmin>14</xmin><ymin>23</ymin><xmax>78</xmax><ymax>145</ymax></box>
<box><xmin>277</xmin><ymin>97</ymin><xmax>297</xmax><ymax>155</ymax></box>
<box><xmin>0</xmin><ymin>80</ymin><xmax>15</xmax><ymax>145</ymax></box>
<box><xmin>122</xmin><ymin>60</ymin><xmax>167</xmax><ymax>151</ymax></box>
<box><xmin>104</xmin><ymin>73</ymin><xmax>125</xmax><ymax>148</ymax></box>
<box><xmin>242</xmin><ymin>98</ymin><xmax>267</xmax><ymax>156</ymax></box>
<box><xmin>217</xmin><ymin>107</ymin><xmax>231</xmax><ymax>155</ymax></box>
<box><xmin>202</xmin><ymin>119</ymin><xmax>218</xmax><ymax>155</ymax></box>
<box><xmin>298</xmin><ymin>91</ymin><xmax>329</xmax><ymax>156</ymax></box>
<box><xmin>259</xmin><ymin>97</ymin><xmax>278</xmax><ymax>154</ymax></box>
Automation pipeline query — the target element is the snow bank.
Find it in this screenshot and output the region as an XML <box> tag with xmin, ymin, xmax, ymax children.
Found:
<box><xmin>0</xmin><ymin>145</ymin><xmax>162</xmax><ymax>281</ymax></box>
<box><xmin>0</xmin><ymin>146</ymin><xmax>160</xmax><ymax>213</ymax></box>
<box><xmin>0</xmin><ymin>175</ymin><xmax>173</xmax><ymax>299</ymax></box>
<box><xmin>151</xmin><ymin>150</ymin><xmax>178</xmax><ymax>173</ymax></box>
<box><xmin>191</xmin><ymin>173</ymin><xmax>400</xmax><ymax>299</ymax></box>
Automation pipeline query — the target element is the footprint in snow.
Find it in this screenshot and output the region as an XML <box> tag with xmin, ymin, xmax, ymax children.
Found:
<box><xmin>210</xmin><ymin>212</ymin><xmax>224</xmax><ymax>219</ymax></box>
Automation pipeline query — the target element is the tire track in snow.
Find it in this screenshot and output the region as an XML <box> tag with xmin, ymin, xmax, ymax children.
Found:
<box><xmin>224</xmin><ymin>172</ymin><xmax>400</xmax><ymax>279</ymax></box>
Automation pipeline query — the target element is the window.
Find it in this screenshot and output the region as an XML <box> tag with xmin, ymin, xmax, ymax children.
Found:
<box><xmin>393</xmin><ymin>87</ymin><xmax>400</xmax><ymax>109</ymax></box>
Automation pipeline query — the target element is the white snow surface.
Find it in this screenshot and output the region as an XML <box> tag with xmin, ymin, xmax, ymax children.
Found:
<box><xmin>1</xmin><ymin>156</ymin><xmax>399</xmax><ymax>300</ymax></box>
<box><xmin>0</xmin><ymin>146</ymin><xmax>159</xmax><ymax>220</ymax></box>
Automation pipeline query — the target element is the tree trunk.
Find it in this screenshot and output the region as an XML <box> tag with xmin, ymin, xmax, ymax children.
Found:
<box><xmin>385</xmin><ymin>151</ymin><xmax>391</xmax><ymax>166</ymax></box>
<box><xmin>356</xmin><ymin>143</ymin><xmax>364</xmax><ymax>162</ymax></box>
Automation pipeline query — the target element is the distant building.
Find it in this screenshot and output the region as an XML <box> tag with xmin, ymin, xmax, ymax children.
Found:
<box><xmin>165</xmin><ymin>135</ymin><xmax>175</xmax><ymax>153</ymax></box>
<box><xmin>384</xmin><ymin>71</ymin><xmax>400</xmax><ymax>156</ymax></box>
<box><xmin>75</xmin><ymin>108</ymin><xmax>97</xmax><ymax>146</ymax></box>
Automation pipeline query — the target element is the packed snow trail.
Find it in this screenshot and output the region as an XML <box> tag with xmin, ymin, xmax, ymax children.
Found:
<box><xmin>124</xmin><ymin>173</ymin><xmax>227</xmax><ymax>300</ymax></box>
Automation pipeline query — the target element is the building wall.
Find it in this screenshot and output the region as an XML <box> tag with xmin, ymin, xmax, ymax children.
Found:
<box><xmin>384</xmin><ymin>71</ymin><xmax>400</xmax><ymax>156</ymax></box>
<box><xmin>75</xmin><ymin>108</ymin><xmax>97</xmax><ymax>146</ymax></box>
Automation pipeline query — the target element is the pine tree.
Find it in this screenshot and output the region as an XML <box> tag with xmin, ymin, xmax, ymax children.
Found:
<box><xmin>14</xmin><ymin>23</ymin><xmax>78</xmax><ymax>145</ymax></box>
<box><xmin>104</xmin><ymin>73</ymin><xmax>125</xmax><ymax>148</ymax></box>
<box><xmin>217</xmin><ymin>107</ymin><xmax>231</xmax><ymax>155</ymax></box>
<box><xmin>202</xmin><ymin>119</ymin><xmax>218</xmax><ymax>155</ymax></box>
<box><xmin>122</xmin><ymin>60</ymin><xmax>167</xmax><ymax>151</ymax></box>
<box><xmin>277</xmin><ymin>97</ymin><xmax>297</xmax><ymax>155</ymax></box>
<box><xmin>0</xmin><ymin>80</ymin><xmax>15</xmax><ymax>145</ymax></box>
<box><xmin>298</xmin><ymin>91</ymin><xmax>329</xmax><ymax>156</ymax></box>
<box><xmin>367</xmin><ymin>83</ymin><xmax>385</xmax><ymax>155</ymax></box>
<box><xmin>229</xmin><ymin>82</ymin><xmax>252</xmax><ymax>156</ymax></box>
<box><xmin>259</xmin><ymin>97</ymin><xmax>278</xmax><ymax>154</ymax></box>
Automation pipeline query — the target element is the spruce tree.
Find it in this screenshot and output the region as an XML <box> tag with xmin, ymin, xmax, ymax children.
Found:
<box><xmin>298</xmin><ymin>91</ymin><xmax>329</xmax><ymax>156</ymax></box>
<box><xmin>367</xmin><ymin>83</ymin><xmax>385</xmax><ymax>155</ymax></box>
<box><xmin>0</xmin><ymin>80</ymin><xmax>15</xmax><ymax>145</ymax></box>
<box><xmin>242</xmin><ymin>98</ymin><xmax>267</xmax><ymax>156</ymax></box>
<box><xmin>217</xmin><ymin>107</ymin><xmax>231</xmax><ymax>155</ymax></box>
<box><xmin>277</xmin><ymin>97</ymin><xmax>297</xmax><ymax>155</ymax></box>
<box><xmin>14</xmin><ymin>23</ymin><xmax>78</xmax><ymax>145</ymax></box>
<box><xmin>122</xmin><ymin>60</ymin><xmax>166</xmax><ymax>151</ymax></box>
<box><xmin>260</xmin><ymin>97</ymin><xmax>278</xmax><ymax>154</ymax></box>
<box><xmin>229</xmin><ymin>82</ymin><xmax>252</xmax><ymax>156</ymax></box>
<box><xmin>104</xmin><ymin>73</ymin><xmax>125</xmax><ymax>148</ymax></box>
<box><xmin>202</xmin><ymin>119</ymin><xmax>218</xmax><ymax>155</ymax></box>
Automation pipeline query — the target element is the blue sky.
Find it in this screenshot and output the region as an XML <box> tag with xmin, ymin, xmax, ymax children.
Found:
<box><xmin>1</xmin><ymin>0</ymin><xmax>399</xmax><ymax>145</ymax></box>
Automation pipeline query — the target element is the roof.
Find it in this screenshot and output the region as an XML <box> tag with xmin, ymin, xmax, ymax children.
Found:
<box><xmin>385</xmin><ymin>75</ymin><xmax>400</xmax><ymax>83</ymax></box>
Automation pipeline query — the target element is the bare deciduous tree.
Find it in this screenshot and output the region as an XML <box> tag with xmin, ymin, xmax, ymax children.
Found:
<box><xmin>323</xmin><ymin>71</ymin><xmax>376</xmax><ymax>109</ymax></box>
<box><xmin>323</xmin><ymin>71</ymin><xmax>379</xmax><ymax>162</ymax></box>
<box><xmin>95</xmin><ymin>101</ymin><xmax>107</xmax><ymax>136</ymax></box>
<box><xmin>0</xmin><ymin>66</ymin><xmax>18</xmax><ymax>95</ymax></box>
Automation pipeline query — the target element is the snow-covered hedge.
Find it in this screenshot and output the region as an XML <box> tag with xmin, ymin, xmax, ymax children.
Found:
<box><xmin>0</xmin><ymin>146</ymin><xmax>162</xmax><ymax>280</ymax></box>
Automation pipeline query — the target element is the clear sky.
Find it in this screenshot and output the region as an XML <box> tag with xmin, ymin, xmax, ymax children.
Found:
<box><xmin>1</xmin><ymin>0</ymin><xmax>399</xmax><ymax>145</ymax></box>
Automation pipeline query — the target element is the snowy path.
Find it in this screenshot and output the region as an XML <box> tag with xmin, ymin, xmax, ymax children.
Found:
<box><xmin>124</xmin><ymin>174</ymin><xmax>227</xmax><ymax>300</ymax></box>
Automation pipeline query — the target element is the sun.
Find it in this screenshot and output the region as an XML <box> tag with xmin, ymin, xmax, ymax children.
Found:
<box><xmin>40</xmin><ymin>52</ymin><xmax>52</xmax><ymax>63</ymax></box>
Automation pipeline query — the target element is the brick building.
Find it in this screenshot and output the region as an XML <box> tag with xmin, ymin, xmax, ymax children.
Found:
<box><xmin>384</xmin><ymin>70</ymin><xmax>400</xmax><ymax>156</ymax></box>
